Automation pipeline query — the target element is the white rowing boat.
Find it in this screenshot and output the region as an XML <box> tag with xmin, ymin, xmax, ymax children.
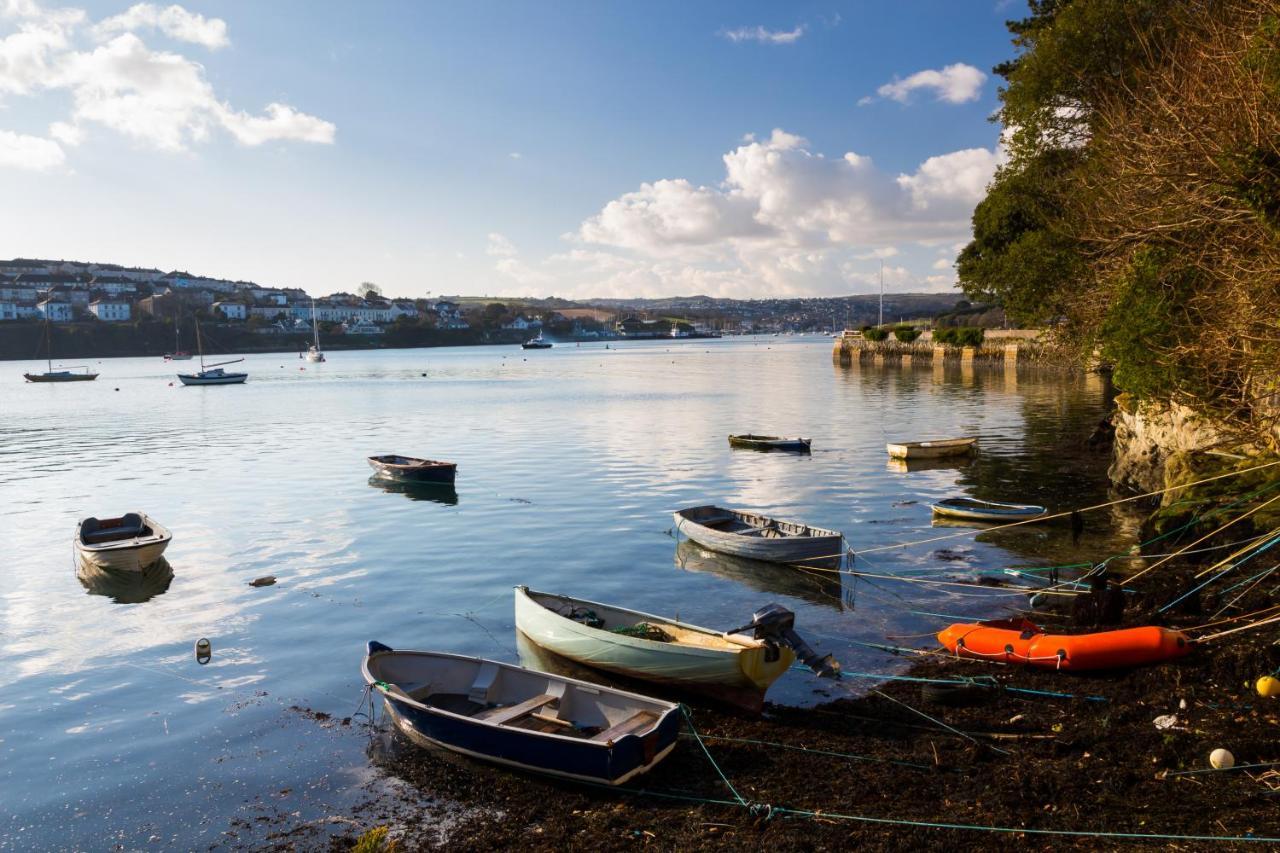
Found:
<box><xmin>885</xmin><ymin>437</ymin><xmax>977</xmax><ymax>460</ymax></box>
<box><xmin>514</xmin><ymin>586</ymin><xmax>795</xmax><ymax>712</ymax></box>
<box><xmin>74</xmin><ymin>512</ymin><xmax>172</xmax><ymax>572</ymax></box>
<box><xmin>673</xmin><ymin>505</ymin><xmax>844</xmax><ymax>566</ymax></box>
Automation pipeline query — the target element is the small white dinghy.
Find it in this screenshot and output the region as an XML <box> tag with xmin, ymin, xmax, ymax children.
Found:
<box><xmin>362</xmin><ymin>642</ymin><xmax>680</xmax><ymax>785</ymax></box>
<box><xmin>673</xmin><ymin>505</ymin><xmax>844</xmax><ymax>566</ymax></box>
<box><xmin>886</xmin><ymin>437</ymin><xmax>977</xmax><ymax>460</ymax></box>
<box><xmin>75</xmin><ymin>512</ymin><xmax>172</xmax><ymax>572</ymax></box>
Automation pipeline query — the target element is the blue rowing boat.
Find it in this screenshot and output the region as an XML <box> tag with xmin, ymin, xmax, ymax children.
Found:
<box><xmin>362</xmin><ymin>642</ymin><xmax>681</xmax><ymax>785</ymax></box>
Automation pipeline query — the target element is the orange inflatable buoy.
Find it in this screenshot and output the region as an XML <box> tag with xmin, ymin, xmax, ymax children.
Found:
<box><xmin>937</xmin><ymin>618</ymin><xmax>1190</xmax><ymax>670</ymax></box>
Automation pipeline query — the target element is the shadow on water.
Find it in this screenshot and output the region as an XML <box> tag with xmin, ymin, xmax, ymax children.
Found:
<box><xmin>76</xmin><ymin>557</ymin><xmax>174</xmax><ymax>604</ymax></box>
<box><xmin>367</xmin><ymin>475</ymin><xmax>460</xmax><ymax>506</ymax></box>
<box><xmin>674</xmin><ymin>539</ymin><xmax>854</xmax><ymax>612</ymax></box>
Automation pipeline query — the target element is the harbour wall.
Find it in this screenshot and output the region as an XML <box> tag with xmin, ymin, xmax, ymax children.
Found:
<box><xmin>831</xmin><ymin>329</ymin><xmax>1055</xmax><ymax>368</ymax></box>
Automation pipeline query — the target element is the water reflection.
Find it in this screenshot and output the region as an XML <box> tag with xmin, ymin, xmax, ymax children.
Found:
<box><xmin>674</xmin><ymin>539</ymin><xmax>853</xmax><ymax>611</ymax></box>
<box><xmin>76</xmin><ymin>557</ymin><xmax>174</xmax><ymax>604</ymax></box>
<box><xmin>886</xmin><ymin>456</ymin><xmax>975</xmax><ymax>474</ymax></box>
<box><xmin>366</xmin><ymin>476</ymin><xmax>459</xmax><ymax>505</ymax></box>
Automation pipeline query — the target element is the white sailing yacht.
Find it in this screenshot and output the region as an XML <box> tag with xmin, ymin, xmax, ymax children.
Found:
<box><xmin>305</xmin><ymin>299</ymin><xmax>325</xmax><ymax>362</ymax></box>
<box><xmin>177</xmin><ymin>321</ymin><xmax>247</xmax><ymax>386</ymax></box>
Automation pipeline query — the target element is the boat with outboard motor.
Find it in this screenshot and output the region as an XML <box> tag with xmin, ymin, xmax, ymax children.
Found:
<box><xmin>515</xmin><ymin>586</ymin><xmax>836</xmax><ymax>711</ymax></box>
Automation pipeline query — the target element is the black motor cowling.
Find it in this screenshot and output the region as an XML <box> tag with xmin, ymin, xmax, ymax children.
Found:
<box><xmin>729</xmin><ymin>603</ymin><xmax>840</xmax><ymax>678</ymax></box>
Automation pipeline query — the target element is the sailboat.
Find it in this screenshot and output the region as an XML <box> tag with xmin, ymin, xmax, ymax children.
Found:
<box><xmin>164</xmin><ymin>308</ymin><xmax>192</xmax><ymax>361</ymax></box>
<box><xmin>24</xmin><ymin>317</ymin><xmax>98</xmax><ymax>382</ymax></box>
<box><xmin>176</xmin><ymin>321</ymin><xmax>247</xmax><ymax>386</ymax></box>
<box><xmin>305</xmin><ymin>299</ymin><xmax>325</xmax><ymax>362</ymax></box>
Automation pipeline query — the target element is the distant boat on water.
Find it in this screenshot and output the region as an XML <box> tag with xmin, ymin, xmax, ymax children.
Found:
<box><xmin>305</xmin><ymin>299</ymin><xmax>325</xmax><ymax>362</ymax></box>
<box><xmin>164</xmin><ymin>310</ymin><xmax>192</xmax><ymax>360</ymax></box>
<box><xmin>885</xmin><ymin>437</ymin><xmax>977</xmax><ymax>460</ymax></box>
<box><xmin>727</xmin><ymin>434</ymin><xmax>811</xmax><ymax>453</ymax></box>
<box><xmin>177</xmin><ymin>321</ymin><xmax>247</xmax><ymax>386</ymax></box>
<box><xmin>522</xmin><ymin>332</ymin><xmax>552</xmax><ymax>349</ymax></box>
<box><xmin>24</xmin><ymin>318</ymin><xmax>98</xmax><ymax>383</ymax></box>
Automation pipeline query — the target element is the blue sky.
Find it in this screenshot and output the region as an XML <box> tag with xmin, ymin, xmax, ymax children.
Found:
<box><xmin>0</xmin><ymin>1</ymin><xmax>1025</xmax><ymax>299</ymax></box>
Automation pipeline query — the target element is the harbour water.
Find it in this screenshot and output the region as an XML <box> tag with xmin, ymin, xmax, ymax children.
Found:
<box><xmin>0</xmin><ymin>338</ymin><xmax>1131</xmax><ymax>848</ymax></box>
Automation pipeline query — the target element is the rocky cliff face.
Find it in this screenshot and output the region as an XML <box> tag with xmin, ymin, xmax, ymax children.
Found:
<box><xmin>1108</xmin><ymin>395</ymin><xmax>1227</xmax><ymax>494</ymax></box>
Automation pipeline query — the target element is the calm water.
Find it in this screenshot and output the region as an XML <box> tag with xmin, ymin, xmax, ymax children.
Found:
<box><xmin>0</xmin><ymin>338</ymin><xmax>1131</xmax><ymax>848</ymax></box>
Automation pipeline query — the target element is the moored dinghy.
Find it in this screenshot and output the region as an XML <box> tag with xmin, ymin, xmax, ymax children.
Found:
<box><xmin>367</xmin><ymin>455</ymin><xmax>457</xmax><ymax>484</ymax></box>
<box><xmin>75</xmin><ymin>512</ymin><xmax>172</xmax><ymax>572</ymax></box>
<box><xmin>930</xmin><ymin>497</ymin><xmax>1047</xmax><ymax>523</ymax></box>
<box><xmin>674</xmin><ymin>505</ymin><xmax>844</xmax><ymax>566</ymax></box>
<box><xmin>515</xmin><ymin>587</ymin><xmax>838</xmax><ymax>711</ymax></box>
<box><xmin>728</xmin><ymin>434</ymin><xmax>811</xmax><ymax>452</ymax></box>
<box><xmin>362</xmin><ymin>642</ymin><xmax>680</xmax><ymax>785</ymax></box>
<box><xmin>885</xmin><ymin>437</ymin><xmax>976</xmax><ymax>460</ymax></box>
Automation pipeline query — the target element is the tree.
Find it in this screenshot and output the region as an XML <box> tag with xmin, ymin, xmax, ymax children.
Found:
<box><xmin>358</xmin><ymin>281</ymin><xmax>383</xmax><ymax>300</ymax></box>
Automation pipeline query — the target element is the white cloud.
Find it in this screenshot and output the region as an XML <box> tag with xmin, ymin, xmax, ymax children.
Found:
<box><xmin>932</xmin><ymin>257</ymin><xmax>953</xmax><ymax>270</ymax></box>
<box><xmin>508</xmin><ymin>151</ymin><xmax>521</xmax><ymax>159</ymax></box>
<box><xmin>720</xmin><ymin>24</ymin><xmax>804</xmax><ymax>44</ymax></box>
<box><xmin>874</xmin><ymin>62</ymin><xmax>986</xmax><ymax>104</ymax></box>
<box><xmin>486</xmin><ymin>127</ymin><xmax>1004</xmax><ymax>299</ymax></box>
<box><xmin>0</xmin><ymin>127</ymin><xmax>63</xmax><ymax>169</ymax></box>
<box><xmin>0</xmin><ymin>1</ymin><xmax>333</xmax><ymax>166</ymax></box>
<box><xmin>94</xmin><ymin>3</ymin><xmax>227</xmax><ymax>49</ymax></box>
<box><xmin>486</xmin><ymin>232</ymin><xmax>517</xmax><ymax>257</ymax></box>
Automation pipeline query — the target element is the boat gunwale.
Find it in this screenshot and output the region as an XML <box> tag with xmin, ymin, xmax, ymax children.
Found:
<box><xmin>930</xmin><ymin>497</ymin><xmax>1047</xmax><ymax>517</ymax></box>
<box><xmin>361</xmin><ymin>647</ymin><xmax>679</xmax><ymax>749</ymax></box>
<box><xmin>368</xmin><ymin>455</ymin><xmax>456</xmax><ymax>470</ymax></box>
<box><xmin>673</xmin><ymin>505</ymin><xmax>842</xmax><ymax>541</ymax></box>
<box><xmin>518</xmin><ymin>585</ymin><xmax>762</xmax><ymax>656</ymax></box>
<box><xmin>75</xmin><ymin>513</ymin><xmax>172</xmax><ymax>553</ymax></box>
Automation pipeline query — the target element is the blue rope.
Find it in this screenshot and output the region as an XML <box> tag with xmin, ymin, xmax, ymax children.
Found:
<box><xmin>680</xmin><ymin>705</ymin><xmax>746</xmax><ymax>807</ymax></box>
<box><xmin>1159</xmin><ymin>534</ymin><xmax>1280</xmax><ymax>613</ymax></box>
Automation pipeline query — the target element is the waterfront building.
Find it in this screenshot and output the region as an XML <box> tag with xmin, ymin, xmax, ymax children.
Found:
<box><xmin>88</xmin><ymin>300</ymin><xmax>131</xmax><ymax>322</ymax></box>
<box><xmin>212</xmin><ymin>301</ymin><xmax>248</xmax><ymax>321</ymax></box>
<box><xmin>37</xmin><ymin>300</ymin><xmax>73</xmax><ymax>322</ymax></box>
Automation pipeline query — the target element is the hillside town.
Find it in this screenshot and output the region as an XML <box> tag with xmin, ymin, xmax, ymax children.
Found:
<box><xmin>0</xmin><ymin>257</ymin><xmax>979</xmax><ymax>354</ymax></box>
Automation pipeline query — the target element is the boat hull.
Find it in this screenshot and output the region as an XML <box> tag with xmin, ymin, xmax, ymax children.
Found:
<box><xmin>674</xmin><ymin>505</ymin><xmax>843</xmax><ymax>566</ymax></box>
<box><xmin>514</xmin><ymin>587</ymin><xmax>791</xmax><ymax>711</ymax></box>
<box><xmin>75</xmin><ymin>515</ymin><xmax>172</xmax><ymax>573</ymax></box>
<box><xmin>522</xmin><ymin>343</ymin><xmax>552</xmax><ymax>349</ymax></box>
<box><xmin>364</xmin><ymin>646</ymin><xmax>680</xmax><ymax>785</ymax></box>
<box><xmin>930</xmin><ymin>499</ymin><xmax>1046</xmax><ymax>523</ymax></box>
<box><xmin>886</xmin><ymin>438</ymin><xmax>976</xmax><ymax>459</ymax></box>
<box><xmin>24</xmin><ymin>372</ymin><xmax>98</xmax><ymax>382</ymax></box>
<box><xmin>728</xmin><ymin>435</ymin><xmax>811</xmax><ymax>452</ymax></box>
<box><xmin>177</xmin><ymin>373</ymin><xmax>247</xmax><ymax>385</ymax></box>
<box><xmin>938</xmin><ymin>620</ymin><xmax>1191</xmax><ymax>670</ymax></box>
<box><xmin>367</xmin><ymin>456</ymin><xmax>457</xmax><ymax>483</ymax></box>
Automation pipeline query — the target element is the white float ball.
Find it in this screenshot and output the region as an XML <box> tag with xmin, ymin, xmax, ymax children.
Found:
<box><xmin>1210</xmin><ymin>748</ymin><xmax>1235</xmax><ymax>770</ymax></box>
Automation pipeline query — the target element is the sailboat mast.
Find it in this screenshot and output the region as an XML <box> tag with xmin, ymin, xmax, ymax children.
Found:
<box><xmin>312</xmin><ymin>299</ymin><xmax>319</xmax><ymax>348</ymax></box>
<box><xmin>196</xmin><ymin>320</ymin><xmax>205</xmax><ymax>370</ymax></box>
<box><xmin>45</xmin><ymin>318</ymin><xmax>52</xmax><ymax>372</ymax></box>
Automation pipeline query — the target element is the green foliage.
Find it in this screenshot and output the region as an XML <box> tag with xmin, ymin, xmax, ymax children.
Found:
<box><xmin>352</xmin><ymin>826</ymin><xmax>398</xmax><ymax>853</ymax></box>
<box><xmin>893</xmin><ymin>327</ymin><xmax>921</xmax><ymax>343</ymax></box>
<box><xmin>1097</xmin><ymin>249</ymin><xmax>1199</xmax><ymax>401</ymax></box>
<box><xmin>957</xmin><ymin>150</ymin><xmax>1084</xmax><ymax>324</ymax></box>
<box><xmin>932</xmin><ymin>327</ymin><xmax>985</xmax><ymax>347</ymax></box>
<box><xmin>1221</xmin><ymin>145</ymin><xmax>1280</xmax><ymax>233</ymax></box>
<box><xmin>862</xmin><ymin>327</ymin><xmax>889</xmax><ymax>342</ymax></box>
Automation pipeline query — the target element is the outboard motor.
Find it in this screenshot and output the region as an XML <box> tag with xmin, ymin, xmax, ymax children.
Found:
<box><xmin>729</xmin><ymin>603</ymin><xmax>840</xmax><ymax>678</ymax></box>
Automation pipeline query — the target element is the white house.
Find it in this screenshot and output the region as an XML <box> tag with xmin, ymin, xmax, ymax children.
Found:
<box><xmin>213</xmin><ymin>301</ymin><xmax>247</xmax><ymax>321</ymax></box>
<box><xmin>342</xmin><ymin>319</ymin><xmax>384</xmax><ymax>335</ymax></box>
<box><xmin>89</xmin><ymin>275</ymin><xmax>138</xmax><ymax>296</ymax></box>
<box><xmin>0</xmin><ymin>302</ymin><xmax>17</xmax><ymax>320</ymax></box>
<box><xmin>249</xmin><ymin>304</ymin><xmax>290</xmax><ymax>321</ymax></box>
<box><xmin>0</xmin><ymin>286</ymin><xmax>38</xmax><ymax>302</ymax></box>
<box><xmin>503</xmin><ymin>315</ymin><xmax>541</xmax><ymax>331</ymax></box>
<box><xmin>314</xmin><ymin>299</ymin><xmax>394</xmax><ymax>324</ymax></box>
<box><xmin>89</xmin><ymin>300</ymin><xmax>131</xmax><ymax>322</ymax></box>
<box><xmin>431</xmin><ymin>300</ymin><xmax>469</xmax><ymax>329</ymax></box>
<box><xmin>390</xmin><ymin>299</ymin><xmax>419</xmax><ymax>319</ymax></box>
<box><xmin>37</xmin><ymin>300</ymin><xmax>73</xmax><ymax>322</ymax></box>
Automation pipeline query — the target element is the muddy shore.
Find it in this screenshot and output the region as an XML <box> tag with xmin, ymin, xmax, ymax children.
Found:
<box><xmin>260</xmin><ymin>543</ymin><xmax>1280</xmax><ymax>852</ymax></box>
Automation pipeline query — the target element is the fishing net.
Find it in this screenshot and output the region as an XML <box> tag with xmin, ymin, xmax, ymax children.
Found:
<box><xmin>611</xmin><ymin>622</ymin><xmax>674</xmax><ymax>642</ymax></box>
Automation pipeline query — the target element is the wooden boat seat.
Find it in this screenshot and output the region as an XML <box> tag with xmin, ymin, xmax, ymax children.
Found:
<box><xmin>81</xmin><ymin>514</ymin><xmax>147</xmax><ymax>544</ymax></box>
<box><xmin>475</xmin><ymin>694</ymin><xmax>557</xmax><ymax>725</ymax></box>
<box><xmin>590</xmin><ymin>710</ymin><xmax>657</xmax><ymax>743</ymax></box>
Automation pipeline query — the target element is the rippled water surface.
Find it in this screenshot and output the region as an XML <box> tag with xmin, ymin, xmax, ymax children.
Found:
<box><xmin>0</xmin><ymin>338</ymin><xmax>1129</xmax><ymax>848</ymax></box>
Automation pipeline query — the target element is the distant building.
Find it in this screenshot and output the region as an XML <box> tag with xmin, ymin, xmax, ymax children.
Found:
<box><xmin>342</xmin><ymin>319</ymin><xmax>384</xmax><ymax>335</ymax></box>
<box><xmin>37</xmin><ymin>300</ymin><xmax>73</xmax><ymax>322</ymax></box>
<box><xmin>503</xmin><ymin>315</ymin><xmax>540</xmax><ymax>330</ymax></box>
<box><xmin>89</xmin><ymin>300</ymin><xmax>131</xmax><ymax>322</ymax></box>
<box><xmin>431</xmin><ymin>300</ymin><xmax>468</xmax><ymax>329</ymax></box>
<box><xmin>212</xmin><ymin>301</ymin><xmax>247</xmax><ymax>321</ymax></box>
<box><xmin>390</xmin><ymin>299</ymin><xmax>419</xmax><ymax>319</ymax></box>
<box><xmin>89</xmin><ymin>275</ymin><xmax>139</xmax><ymax>296</ymax></box>
<box><xmin>249</xmin><ymin>304</ymin><xmax>289</xmax><ymax>321</ymax></box>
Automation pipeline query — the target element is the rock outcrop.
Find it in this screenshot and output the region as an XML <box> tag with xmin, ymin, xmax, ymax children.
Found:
<box><xmin>1108</xmin><ymin>395</ymin><xmax>1227</xmax><ymax>494</ymax></box>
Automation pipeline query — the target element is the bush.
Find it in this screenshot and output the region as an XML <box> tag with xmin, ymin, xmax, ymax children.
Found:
<box><xmin>931</xmin><ymin>327</ymin><xmax>984</xmax><ymax>346</ymax></box>
<box><xmin>893</xmin><ymin>327</ymin><xmax>921</xmax><ymax>343</ymax></box>
<box><xmin>863</xmin><ymin>327</ymin><xmax>889</xmax><ymax>342</ymax></box>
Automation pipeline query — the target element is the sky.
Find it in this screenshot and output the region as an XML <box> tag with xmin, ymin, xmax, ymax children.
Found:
<box><xmin>0</xmin><ymin>1</ymin><xmax>1027</xmax><ymax>300</ymax></box>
